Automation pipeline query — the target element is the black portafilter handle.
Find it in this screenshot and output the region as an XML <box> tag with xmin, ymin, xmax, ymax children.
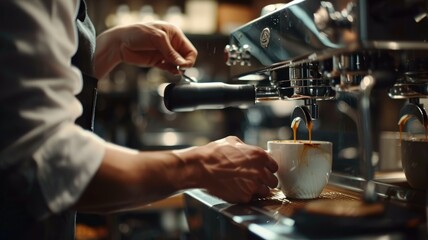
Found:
<box><xmin>163</xmin><ymin>82</ymin><xmax>256</xmax><ymax>112</ymax></box>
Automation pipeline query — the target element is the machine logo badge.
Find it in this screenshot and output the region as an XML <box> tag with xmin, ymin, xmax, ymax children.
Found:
<box><xmin>260</xmin><ymin>28</ymin><xmax>270</xmax><ymax>48</ymax></box>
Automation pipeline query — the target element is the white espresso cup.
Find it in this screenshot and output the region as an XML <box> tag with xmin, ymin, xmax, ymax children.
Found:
<box><xmin>267</xmin><ymin>140</ymin><xmax>333</xmax><ymax>199</ymax></box>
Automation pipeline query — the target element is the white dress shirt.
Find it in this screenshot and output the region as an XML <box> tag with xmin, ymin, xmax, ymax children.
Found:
<box><xmin>0</xmin><ymin>0</ymin><xmax>106</xmax><ymax>219</ymax></box>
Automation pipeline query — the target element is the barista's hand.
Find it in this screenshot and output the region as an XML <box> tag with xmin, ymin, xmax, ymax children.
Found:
<box><xmin>75</xmin><ymin>136</ymin><xmax>278</xmax><ymax>213</ymax></box>
<box><xmin>173</xmin><ymin>136</ymin><xmax>279</xmax><ymax>203</ymax></box>
<box><xmin>94</xmin><ymin>21</ymin><xmax>197</xmax><ymax>79</ymax></box>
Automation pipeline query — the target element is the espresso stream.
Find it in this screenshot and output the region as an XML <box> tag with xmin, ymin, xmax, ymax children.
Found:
<box><xmin>293</xmin><ymin>115</ymin><xmax>428</xmax><ymax>143</ymax></box>
<box><xmin>292</xmin><ymin>120</ymin><xmax>313</xmax><ymax>143</ymax></box>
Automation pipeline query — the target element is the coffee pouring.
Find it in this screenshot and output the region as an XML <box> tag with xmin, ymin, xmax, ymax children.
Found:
<box><xmin>163</xmin><ymin>0</ymin><xmax>428</xmax><ymax>200</ymax></box>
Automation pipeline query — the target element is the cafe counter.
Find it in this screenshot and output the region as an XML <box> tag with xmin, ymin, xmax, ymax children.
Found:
<box><xmin>183</xmin><ymin>173</ymin><xmax>427</xmax><ymax>240</ymax></box>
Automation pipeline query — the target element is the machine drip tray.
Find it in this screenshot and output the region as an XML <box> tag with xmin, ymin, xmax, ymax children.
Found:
<box><xmin>375</xmin><ymin>171</ymin><xmax>407</xmax><ymax>184</ymax></box>
<box><xmin>183</xmin><ymin>172</ymin><xmax>427</xmax><ymax>239</ymax></box>
<box><xmin>329</xmin><ymin>172</ymin><xmax>426</xmax><ymax>208</ymax></box>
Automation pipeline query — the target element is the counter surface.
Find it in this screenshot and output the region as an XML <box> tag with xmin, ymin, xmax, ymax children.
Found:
<box><xmin>184</xmin><ymin>173</ymin><xmax>427</xmax><ymax>240</ymax></box>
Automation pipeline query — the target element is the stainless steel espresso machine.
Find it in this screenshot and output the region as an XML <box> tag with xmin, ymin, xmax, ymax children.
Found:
<box><xmin>164</xmin><ymin>0</ymin><xmax>428</xmax><ymax>239</ymax></box>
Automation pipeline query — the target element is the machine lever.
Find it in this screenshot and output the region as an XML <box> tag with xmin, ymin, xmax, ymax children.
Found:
<box><xmin>163</xmin><ymin>82</ymin><xmax>256</xmax><ymax>112</ymax></box>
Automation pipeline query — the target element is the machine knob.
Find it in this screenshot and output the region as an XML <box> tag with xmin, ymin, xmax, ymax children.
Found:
<box><xmin>224</xmin><ymin>44</ymin><xmax>239</xmax><ymax>66</ymax></box>
<box><xmin>314</xmin><ymin>1</ymin><xmax>354</xmax><ymax>31</ymax></box>
<box><xmin>240</xmin><ymin>44</ymin><xmax>251</xmax><ymax>66</ymax></box>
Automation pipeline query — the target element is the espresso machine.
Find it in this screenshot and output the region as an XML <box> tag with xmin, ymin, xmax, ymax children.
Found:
<box><xmin>164</xmin><ymin>0</ymin><xmax>428</xmax><ymax>238</ymax></box>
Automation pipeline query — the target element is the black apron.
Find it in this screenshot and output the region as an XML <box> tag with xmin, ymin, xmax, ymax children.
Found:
<box><xmin>0</xmin><ymin>0</ymin><xmax>98</xmax><ymax>239</ymax></box>
<box><xmin>73</xmin><ymin>0</ymin><xmax>98</xmax><ymax>132</ymax></box>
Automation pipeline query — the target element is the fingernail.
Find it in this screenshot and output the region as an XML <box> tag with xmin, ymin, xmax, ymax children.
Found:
<box><xmin>176</xmin><ymin>57</ymin><xmax>187</xmax><ymax>65</ymax></box>
<box><xmin>269</xmin><ymin>161</ymin><xmax>279</xmax><ymax>172</ymax></box>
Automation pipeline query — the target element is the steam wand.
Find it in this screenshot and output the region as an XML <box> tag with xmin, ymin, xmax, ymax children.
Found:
<box><xmin>336</xmin><ymin>74</ymin><xmax>379</xmax><ymax>203</ymax></box>
<box><xmin>358</xmin><ymin>75</ymin><xmax>378</xmax><ymax>203</ymax></box>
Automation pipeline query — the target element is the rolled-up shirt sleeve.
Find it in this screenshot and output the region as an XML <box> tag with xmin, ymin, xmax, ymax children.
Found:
<box><xmin>0</xmin><ymin>0</ymin><xmax>106</xmax><ymax>218</ymax></box>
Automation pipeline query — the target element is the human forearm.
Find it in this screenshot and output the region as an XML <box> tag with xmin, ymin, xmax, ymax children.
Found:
<box><xmin>73</xmin><ymin>136</ymin><xmax>278</xmax><ymax>213</ymax></box>
<box><xmin>73</xmin><ymin>143</ymin><xmax>195</xmax><ymax>213</ymax></box>
<box><xmin>93</xmin><ymin>27</ymin><xmax>122</xmax><ymax>79</ymax></box>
